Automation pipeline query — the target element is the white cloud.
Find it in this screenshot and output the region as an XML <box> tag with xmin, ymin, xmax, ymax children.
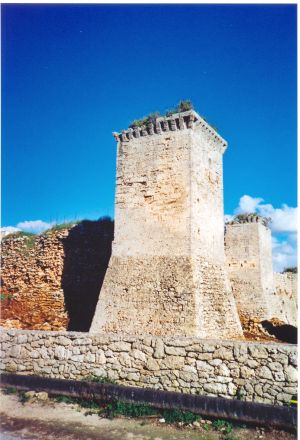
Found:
<box><xmin>235</xmin><ymin>195</ymin><xmax>263</xmax><ymax>215</ymax></box>
<box><xmin>0</xmin><ymin>226</ymin><xmax>21</xmax><ymax>237</ymax></box>
<box><xmin>16</xmin><ymin>220</ymin><xmax>53</xmax><ymax>233</ymax></box>
<box><xmin>226</xmin><ymin>195</ymin><xmax>297</xmax><ymax>272</ymax></box>
<box><xmin>258</xmin><ymin>204</ymin><xmax>297</xmax><ymax>233</ymax></box>
<box><xmin>272</xmin><ymin>236</ymin><xmax>297</xmax><ymax>273</ymax></box>
<box><xmin>233</xmin><ymin>195</ymin><xmax>297</xmax><ymax>234</ymax></box>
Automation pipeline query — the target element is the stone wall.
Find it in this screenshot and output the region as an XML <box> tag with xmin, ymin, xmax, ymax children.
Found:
<box><xmin>274</xmin><ymin>272</ymin><xmax>297</xmax><ymax>327</ymax></box>
<box><xmin>225</xmin><ymin>218</ymin><xmax>277</xmax><ymax>321</ymax></box>
<box><xmin>0</xmin><ymin>220</ymin><xmax>113</xmax><ymax>331</ymax></box>
<box><xmin>91</xmin><ymin>111</ymin><xmax>242</xmax><ymax>339</ymax></box>
<box><xmin>1</xmin><ymin>329</ymin><xmax>297</xmax><ymax>406</ymax></box>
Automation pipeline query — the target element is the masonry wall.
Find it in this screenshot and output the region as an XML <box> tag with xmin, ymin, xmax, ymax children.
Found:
<box><xmin>1</xmin><ymin>329</ymin><xmax>297</xmax><ymax>406</ymax></box>
<box><xmin>0</xmin><ymin>220</ymin><xmax>113</xmax><ymax>331</ymax></box>
<box><xmin>273</xmin><ymin>272</ymin><xmax>297</xmax><ymax>327</ymax></box>
<box><xmin>225</xmin><ymin>220</ymin><xmax>276</xmax><ymax>321</ymax></box>
<box><xmin>1</xmin><ymin>233</ymin><xmax>68</xmax><ymax>330</ymax></box>
<box><xmin>91</xmin><ymin>111</ymin><xmax>242</xmax><ymax>339</ymax></box>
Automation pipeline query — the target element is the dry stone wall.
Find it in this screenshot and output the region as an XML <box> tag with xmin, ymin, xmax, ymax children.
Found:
<box><xmin>1</xmin><ymin>329</ymin><xmax>297</xmax><ymax>406</ymax></box>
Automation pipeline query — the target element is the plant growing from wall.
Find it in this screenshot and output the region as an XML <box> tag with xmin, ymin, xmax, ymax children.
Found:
<box><xmin>129</xmin><ymin>100</ymin><xmax>219</xmax><ymax>133</ymax></box>
<box><xmin>283</xmin><ymin>267</ymin><xmax>297</xmax><ymax>274</ymax></box>
<box><xmin>233</xmin><ymin>213</ymin><xmax>271</xmax><ymax>228</ymax></box>
<box><xmin>2</xmin><ymin>231</ymin><xmax>37</xmax><ymax>250</ymax></box>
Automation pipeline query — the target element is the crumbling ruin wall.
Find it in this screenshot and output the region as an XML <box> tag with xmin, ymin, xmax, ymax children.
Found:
<box><xmin>0</xmin><ymin>220</ymin><xmax>113</xmax><ymax>331</ymax></box>
<box><xmin>1</xmin><ymin>232</ymin><xmax>68</xmax><ymax>330</ymax></box>
<box><xmin>273</xmin><ymin>272</ymin><xmax>297</xmax><ymax>327</ymax></box>
<box><xmin>90</xmin><ymin>111</ymin><xmax>242</xmax><ymax>339</ymax></box>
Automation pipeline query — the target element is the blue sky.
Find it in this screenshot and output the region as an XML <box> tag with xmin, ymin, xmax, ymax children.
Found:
<box><xmin>2</xmin><ymin>4</ymin><xmax>297</xmax><ymax>270</ymax></box>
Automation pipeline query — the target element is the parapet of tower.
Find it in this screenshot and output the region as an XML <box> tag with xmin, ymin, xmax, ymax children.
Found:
<box><xmin>90</xmin><ymin>110</ymin><xmax>243</xmax><ymax>338</ymax></box>
<box><xmin>225</xmin><ymin>215</ymin><xmax>278</xmax><ymax>321</ymax></box>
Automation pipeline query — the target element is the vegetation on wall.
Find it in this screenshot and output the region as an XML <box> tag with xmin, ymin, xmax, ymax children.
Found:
<box><xmin>283</xmin><ymin>267</ymin><xmax>297</xmax><ymax>274</ymax></box>
<box><xmin>232</xmin><ymin>213</ymin><xmax>272</xmax><ymax>228</ymax></box>
<box><xmin>129</xmin><ymin>100</ymin><xmax>193</xmax><ymax>128</ymax></box>
<box><xmin>128</xmin><ymin>100</ymin><xmax>218</xmax><ymax>132</ymax></box>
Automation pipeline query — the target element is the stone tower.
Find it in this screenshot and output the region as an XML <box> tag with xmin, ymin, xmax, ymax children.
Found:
<box><xmin>90</xmin><ymin>110</ymin><xmax>243</xmax><ymax>338</ymax></box>
<box><xmin>225</xmin><ymin>215</ymin><xmax>278</xmax><ymax>320</ymax></box>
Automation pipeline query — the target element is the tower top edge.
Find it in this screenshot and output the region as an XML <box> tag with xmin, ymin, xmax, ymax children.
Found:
<box><xmin>112</xmin><ymin>110</ymin><xmax>227</xmax><ymax>147</ymax></box>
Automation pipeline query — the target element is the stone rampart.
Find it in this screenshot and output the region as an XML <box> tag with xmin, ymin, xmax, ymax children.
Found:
<box><xmin>1</xmin><ymin>329</ymin><xmax>297</xmax><ymax>406</ymax></box>
<box><xmin>225</xmin><ymin>219</ymin><xmax>277</xmax><ymax>321</ymax></box>
<box><xmin>273</xmin><ymin>272</ymin><xmax>297</xmax><ymax>326</ymax></box>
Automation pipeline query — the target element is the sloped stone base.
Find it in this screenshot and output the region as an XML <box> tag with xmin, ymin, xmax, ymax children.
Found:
<box><xmin>90</xmin><ymin>256</ymin><xmax>243</xmax><ymax>339</ymax></box>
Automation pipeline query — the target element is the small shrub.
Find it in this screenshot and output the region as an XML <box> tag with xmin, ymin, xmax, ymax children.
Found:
<box><xmin>19</xmin><ymin>392</ymin><xmax>30</xmax><ymax>404</ymax></box>
<box><xmin>0</xmin><ymin>293</ymin><xmax>14</xmax><ymax>301</ymax></box>
<box><xmin>2</xmin><ymin>231</ymin><xmax>36</xmax><ymax>241</ymax></box>
<box><xmin>129</xmin><ymin>112</ymin><xmax>161</xmax><ymax>129</ymax></box>
<box><xmin>127</xmin><ymin>100</ymin><xmax>219</xmax><ymax>135</ymax></box>
<box><xmin>283</xmin><ymin>267</ymin><xmax>297</xmax><ymax>274</ymax></box>
<box><xmin>3</xmin><ymin>386</ymin><xmax>17</xmax><ymax>395</ymax></box>
<box><xmin>2</xmin><ymin>231</ymin><xmax>37</xmax><ymax>251</ymax></box>
<box><xmin>161</xmin><ymin>409</ymin><xmax>200</xmax><ymax>424</ymax></box>
<box><xmin>105</xmin><ymin>400</ymin><xmax>157</xmax><ymax>419</ymax></box>
<box><xmin>53</xmin><ymin>395</ymin><xmax>78</xmax><ymax>404</ymax></box>
<box><xmin>44</xmin><ymin>221</ymin><xmax>81</xmax><ymax>234</ymax></box>
<box><xmin>233</xmin><ymin>213</ymin><xmax>271</xmax><ymax>227</ymax></box>
<box><xmin>212</xmin><ymin>419</ymin><xmax>233</xmax><ymax>433</ymax></box>
<box><xmin>177</xmin><ymin>100</ymin><xmax>193</xmax><ymax>112</ymax></box>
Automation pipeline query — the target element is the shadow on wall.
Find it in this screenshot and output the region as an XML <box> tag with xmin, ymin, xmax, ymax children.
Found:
<box><xmin>61</xmin><ymin>218</ymin><xmax>114</xmax><ymax>332</ymax></box>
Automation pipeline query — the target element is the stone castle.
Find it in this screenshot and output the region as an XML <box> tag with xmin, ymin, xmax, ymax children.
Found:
<box><xmin>90</xmin><ymin>109</ymin><xmax>296</xmax><ymax>338</ymax></box>
<box><xmin>1</xmin><ymin>109</ymin><xmax>297</xmax><ymax>338</ymax></box>
<box><xmin>1</xmin><ymin>108</ymin><xmax>297</xmax><ymax>408</ymax></box>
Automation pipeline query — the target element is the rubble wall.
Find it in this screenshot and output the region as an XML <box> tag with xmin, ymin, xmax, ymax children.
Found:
<box><xmin>1</xmin><ymin>329</ymin><xmax>297</xmax><ymax>406</ymax></box>
<box><xmin>0</xmin><ymin>220</ymin><xmax>113</xmax><ymax>331</ymax></box>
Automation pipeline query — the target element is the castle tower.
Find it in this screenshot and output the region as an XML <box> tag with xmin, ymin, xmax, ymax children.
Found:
<box><xmin>90</xmin><ymin>110</ymin><xmax>243</xmax><ymax>338</ymax></box>
<box><xmin>225</xmin><ymin>216</ymin><xmax>278</xmax><ymax>320</ymax></box>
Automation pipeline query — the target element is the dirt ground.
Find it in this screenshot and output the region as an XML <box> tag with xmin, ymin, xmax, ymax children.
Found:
<box><xmin>0</xmin><ymin>391</ymin><xmax>296</xmax><ymax>440</ymax></box>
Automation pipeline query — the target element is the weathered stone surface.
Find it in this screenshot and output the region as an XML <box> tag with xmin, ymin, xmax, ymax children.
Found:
<box><xmin>257</xmin><ymin>366</ymin><xmax>273</xmax><ymax>380</ymax></box>
<box><xmin>165</xmin><ymin>346</ymin><xmax>186</xmax><ymax>356</ymax></box>
<box><xmin>225</xmin><ymin>219</ymin><xmax>297</xmax><ymax>325</ymax></box>
<box><xmin>145</xmin><ymin>358</ymin><xmax>160</xmax><ymax>371</ymax></box>
<box><xmin>0</xmin><ymin>329</ymin><xmax>297</xmax><ymax>406</ymax></box>
<box><xmin>284</xmin><ymin>365</ymin><xmax>298</xmax><ymax>383</ymax></box>
<box><xmin>1</xmin><ymin>220</ymin><xmax>114</xmax><ymax>332</ymax></box>
<box><xmin>203</xmin><ymin>383</ymin><xmax>227</xmax><ymax>394</ymax></box>
<box><xmin>109</xmin><ymin>342</ymin><xmax>131</xmax><ymax>352</ymax></box>
<box><xmin>90</xmin><ymin>111</ymin><xmax>242</xmax><ymax>339</ymax></box>
<box><xmin>153</xmin><ymin>339</ymin><xmax>165</xmax><ymax>359</ymax></box>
